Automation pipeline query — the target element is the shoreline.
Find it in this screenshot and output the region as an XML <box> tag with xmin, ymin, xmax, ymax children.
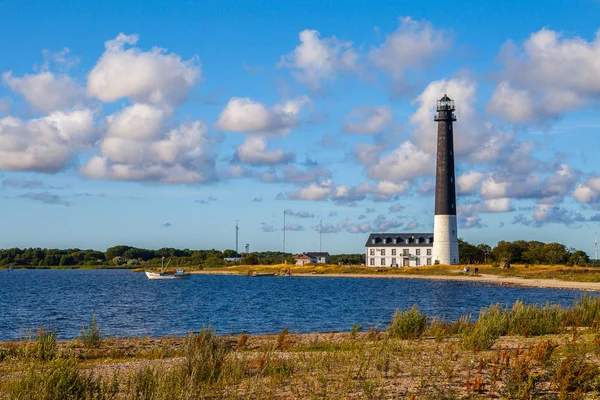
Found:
<box><xmin>191</xmin><ymin>269</ymin><xmax>600</xmax><ymax>291</ymax></box>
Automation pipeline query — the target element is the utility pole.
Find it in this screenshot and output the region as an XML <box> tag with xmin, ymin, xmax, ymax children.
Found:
<box><xmin>283</xmin><ymin>210</ymin><xmax>286</xmax><ymax>264</ymax></box>
<box><xmin>319</xmin><ymin>219</ymin><xmax>322</xmax><ymax>252</ymax></box>
<box><xmin>595</xmin><ymin>232</ymin><xmax>598</xmax><ymax>261</ymax></box>
<box><xmin>235</xmin><ymin>220</ymin><xmax>239</xmax><ymax>256</ymax></box>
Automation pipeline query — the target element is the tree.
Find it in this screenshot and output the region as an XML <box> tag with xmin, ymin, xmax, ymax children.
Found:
<box><xmin>569</xmin><ymin>250</ymin><xmax>589</xmax><ymax>266</ymax></box>
<box><xmin>492</xmin><ymin>241</ymin><xmax>516</xmax><ymax>263</ymax></box>
<box><xmin>223</xmin><ymin>249</ymin><xmax>238</xmax><ymax>258</ymax></box>
<box><xmin>242</xmin><ymin>254</ymin><xmax>260</xmax><ymax>265</ymax></box>
<box><xmin>458</xmin><ymin>238</ymin><xmax>478</xmax><ymax>264</ymax></box>
<box><xmin>542</xmin><ymin>243</ymin><xmax>569</xmax><ymax>265</ymax></box>
<box><xmin>476</xmin><ymin>244</ymin><xmax>492</xmax><ymax>264</ymax></box>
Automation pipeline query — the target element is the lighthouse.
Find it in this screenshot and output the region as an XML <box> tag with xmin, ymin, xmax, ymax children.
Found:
<box><xmin>432</xmin><ymin>94</ymin><xmax>459</xmax><ymax>265</ymax></box>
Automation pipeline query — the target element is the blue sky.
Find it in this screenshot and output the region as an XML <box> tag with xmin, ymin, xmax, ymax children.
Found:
<box><xmin>1</xmin><ymin>0</ymin><xmax>600</xmax><ymax>255</ymax></box>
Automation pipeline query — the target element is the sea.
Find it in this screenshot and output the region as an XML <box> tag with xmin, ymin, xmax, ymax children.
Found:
<box><xmin>0</xmin><ymin>269</ymin><xmax>594</xmax><ymax>340</ymax></box>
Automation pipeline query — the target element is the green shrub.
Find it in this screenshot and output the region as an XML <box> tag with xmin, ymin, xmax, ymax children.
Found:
<box><xmin>508</xmin><ymin>300</ymin><xmax>564</xmax><ymax>336</ymax></box>
<box><xmin>387</xmin><ymin>305</ymin><xmax>428</xmax><ymax>340</ymax></box>
<box><xmin>6</xmin><ymin>358</ymin><xmax>112</xmax><ymax>399</ymax></box>
<box><xmin>571</xmin><ymin>293</ymin><xmax>600</xmax><ymax>327</ymax></box>
<box><xmin>34</xmin><ymin>325</ymin><xmax>57</xmax><ymax>361</ymax></box>
<box><xmin>180</xmin><ymin>327</ymin><xmax>231</xmax><ymax>387</ymax></box>
<box><xmin>461</xmin><ymin>304</ymin><xmax>508</xmax><ymax>351</ymax></box>
<box><xmin>81</xmin><ymin>314</ymin><xmax>103</xmax><ymax>349</ymax></box>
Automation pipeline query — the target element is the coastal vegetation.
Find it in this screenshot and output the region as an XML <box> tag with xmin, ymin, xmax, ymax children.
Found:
<box><xmin>0</xmin><ymin>239</ymin><xmax>595</xmax><ymax>269</ymax></box>
<box><xmin>2</xmin><ymin>297</ymin><xmax>600</xmax><ymax>398</ymax></box>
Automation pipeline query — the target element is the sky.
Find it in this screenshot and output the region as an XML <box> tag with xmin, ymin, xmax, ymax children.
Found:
<box><xmin>1</xmin><ymin>0</ymin><xmax>600</xmax><ymax>255</ymax></box>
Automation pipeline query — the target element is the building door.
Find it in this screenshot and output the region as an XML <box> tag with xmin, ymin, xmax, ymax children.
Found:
<box><xmin>403</xmin><ymin>258</ymin><xmax>409</xmax><ymax>267</ymax></box>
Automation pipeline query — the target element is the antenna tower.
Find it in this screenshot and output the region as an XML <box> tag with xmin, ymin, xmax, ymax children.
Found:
<box><xmin>319</xmin><ymin>219</ymin><xmax>323</xmax><ymax>252</ymax></box>
<box><xmin>236</xmin><ymin>220</ymin><xmax>239</xmax><ymax>255</ymax></box>
<box><xmin>595</xmin><ymin>232</ymin><xmax>598</xmax><ymax>261</ymax></box>
<box><xmin>283</xmin><ymin>211</ymin><xmax>286</xmax><ymax>264</ymax></box>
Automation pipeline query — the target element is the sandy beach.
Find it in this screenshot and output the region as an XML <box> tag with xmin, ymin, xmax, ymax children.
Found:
<box><xmin>191</xmin><ymin>269</ymin><xmax>600</xmax><ymax>291</ymax></box>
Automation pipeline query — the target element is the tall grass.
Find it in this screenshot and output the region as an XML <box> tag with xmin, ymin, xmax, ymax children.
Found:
<box><xmin>81</xmin><ymin>314</ymin><xmax>103</xmax><ymax>349</ymax></box>
<box><xmin>33</xmin><ymin>325</ymin><xmax>57</xmax><ymax>361</ymax></box>
<box><xmin>386</xmin><ymin>305</ymin><xmax>428</xmax><ymax>339</ymax></box>
<box><xmin>6</xmin><ymin>358</ymin><xmax>118</xmax><ymax>400</ymax></box>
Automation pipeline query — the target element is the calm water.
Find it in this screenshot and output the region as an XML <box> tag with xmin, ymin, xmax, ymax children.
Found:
<box><xmin>0</xmin><ymin>269</ymin><xmax>594</xmax><ymax>340</ymax></box>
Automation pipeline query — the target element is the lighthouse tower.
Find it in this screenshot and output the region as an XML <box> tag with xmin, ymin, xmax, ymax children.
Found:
<box><xmin>433</xmin><ymin>94</ymin><xmax>459</xmax><ymax>265</ymax></box>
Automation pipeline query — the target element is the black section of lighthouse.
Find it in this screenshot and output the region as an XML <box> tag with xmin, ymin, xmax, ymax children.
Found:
<box><xmin>432</xmin><ymin>94</ymin><xmax>459</xmax><ymax>265</ymax></box>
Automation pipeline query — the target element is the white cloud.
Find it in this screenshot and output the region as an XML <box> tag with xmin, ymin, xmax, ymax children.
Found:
<box><xmin>489</xmin><ymin>28</ymin><xmax>600</xmax><ymax>121</ymax></box>
<box><xmin>278</xmin><ymin>29</ymin><xmax>358</xmax><ymax>90</ymax></box>
<box><xmin>457</xmin><ymin>171</ymin><xmax>484</xmax><ymax>195</ymax></box>
<box><xmin>87</xmin><ymin>33</ymin><xmax>200</xmax><ymax>106</ymax></box>
<box><xmin>0</xmin><ymin>109</ymin><xmax>94</xmax><ymax>172</ymax></box>
<box><xmin>287</xmin><ymin>179</ymin><xmax>333</xmax><ymax>200</ymax></box>
<box><xmin>357</xmin><ymin>181</ymin><xmax>409</xmax><ymax>201</ymax></box>
<box><xmin>106</xmin><ymin>103</ymin><xmax>165</xmax><ymax>139</ymax></box>
<box><xmin>3</xmin><ymin>71</ymin><xmax>84</xmax><ymax>112</ymax></box>
<box><xmin>215</xmin><ymin>96</ymin><xmax>308</xmax><ymax>135</ymax></box>
<box><xmin>367</xmin><ymin>141</ymin><xmax>433</xmax><ymax>182</ymax></box>
<box><xmin>82</xmin><ymin>120</ymin><xmax>216</xmax><ymax>183</ymax></box>
<box><xmin>574</xmin><ymin>177</ymin><xmax>600</xmax><ymax>204</ymax></box>
<box><xmin>236</xmin><ymin>136</ymin><xmax>295</xmax><ymax>165</ymax></box>
<box><xmin>343</xmin><ymin>106</ymin><xmax>392</xmax><ymax>134</ymax></box>
<box><xmin>369</xmin><ymin>17</ymin><xmax>450</xmax><ymax>88</ymax></box>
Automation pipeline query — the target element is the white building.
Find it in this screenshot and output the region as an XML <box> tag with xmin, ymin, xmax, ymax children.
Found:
<box><xmin>294</xmin><ymin>252</ymin><xmax>330</xmax><ymax>265</ymax></box>
<box><xmin>365</xmin><ymin>233</ymin><xmax>434</xmax><ymax>267</ymax></box>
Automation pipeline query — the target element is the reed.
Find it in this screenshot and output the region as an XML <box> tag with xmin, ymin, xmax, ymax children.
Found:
<box><xmin>386</xmin><ymin>305</ymin><xmax>428</xmax><ymax>340</ymax></box>
<box><xmin>80</xmin><ymin>314</ymin><xmax>103</xmax><ymax>349</ymax></box>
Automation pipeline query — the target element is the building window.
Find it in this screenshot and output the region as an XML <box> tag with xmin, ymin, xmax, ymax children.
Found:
<box><xmin>427</xmin><ymin>249</ymin><xmax>432</xmax><ymax>256</ymax></box>
<box><xmin>416</xmin><ymin>249</ymin><xmax>420</xmax><ymax>256</ymax></box>
<box><xmin>452</xmin><ymin>230</ymin><xmax>455</xmax><ymax>235</ymax></box>
<box><xmin>370</xmin><ymin>258</ymin><xmax>375</xmax><ymax>266</ymax></box>
<box><xmin>416</xmin><ymin>258</ymin><xmax>420</xmax><ymax>266</ymax></box>
<box><xmin>427</xmin><ymin>258</ymin><xmax>432</xmax><ymax>265</ymax></box>
<box><xmin>370</xmin><ymin>249</ymin><xmax>374</xmax><ymax>256</ymax></box>
<box><xmin>380</xmin><ymin>258</ymin><xmax>385</xmax><ymax>265</ymax></box>
<box><xmin>450</xmin><ymin>177</ymin><xmax>453</xmax><ymax>183</ymax></box>
<box><xmin>391</xmin><ymin>258</ymin><xmax>396</xmax><ymax>266</ymax></box>
<box><xmin>381</xmin><ymin>249</ymin><xmax>386</xmax><ymax>256</ymax></box>
<box><xmin>403</xmin><ymin>249</ymin><xmax>409</xmax><ymax>256</ymax></box>
<box><xmin>391</xmin><ymin>249</ymin><xmax>396</xmax><ymax>256</ymax></box>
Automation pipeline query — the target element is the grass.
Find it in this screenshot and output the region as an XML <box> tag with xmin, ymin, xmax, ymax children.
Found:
<box><xmin>80</xmin><ymin>314</ymin><xmax>103</xmax><ymax>349</ymax></box>
<box><xmin>3</xmin><ymin>296</ymin><xmax>600</xmax><ymax>398</ymax></box>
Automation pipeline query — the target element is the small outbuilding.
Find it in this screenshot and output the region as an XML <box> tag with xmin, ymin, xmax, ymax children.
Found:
<box><xmin>294</xmin><ymin>252</ymin><xmax>330</xmax><ymax>265</ymax></box>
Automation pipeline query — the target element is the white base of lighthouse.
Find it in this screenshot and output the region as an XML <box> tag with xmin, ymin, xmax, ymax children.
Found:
<box><xmin>433</xmin><ymin>215</ymin><xmax>459</xmax><ymax>265</ymax></box>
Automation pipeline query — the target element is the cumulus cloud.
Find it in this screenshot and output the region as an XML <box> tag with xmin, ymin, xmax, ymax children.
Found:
<box><xmin>367</xmin><ymin>141</ymin><xmax>433</xmax><ymax>182</ymax></box>
<box><xmin>278</xmin><ymin>29</ymin><xmax>359</xmax><ymax>90</ymax></box>
<box><xmin>343</xmin><ymin>106</ymin><xmax>392</xmax><ymax>134</ymax></box>
<box><xmin>215</xmin><ymin>96</ymin><xmax>308</xmax><ymax>135</ymax></box>
<box><xmin>389</xmin><ymin>203</ymin><xmax>403</xmax><ymax>213</ymax></box>
<box><xmin>161</xmin><ymin>222</ymin><xmax>172</xmax><ymax>228</ymax></box>
<box><xmin>82</xmin><ymin>119</ymin><xmax>216</xmax><ymax>183</ymax></box>
<box><xmin>0</xmin><ymin>109</ymin><xmax>95</xmax><ymax>172</ymax></box>
<box><xmin>87</xmin><ymin>33</ymin><xmax>200</xmax><ymax>106</ymax></box>
<box><xmin>3</xmin><ymin>71</ymin><xmax>84</xmax><ymax>112</ymax></box>
<box><xmin>284</xmin><ymin>223</ymin><xmax>304</xmax><ymax>231</ymax></box>
<box><xmin>261</xmin><ymin>223</ymin><xmax>276</xmax><ymax>232</ymax></box>
<box><xmin>574</xmin><ymin>176</ymin><xmax>600</xmax><ymax>204</ymax></box>
<box><xmin>284</xmin><ymin>209</ymin><xmax>315</xmax><ymax>218</ymax></box>
<box><xmin>457</xmin><ymin>171</ymin><xmax>484</xmax><ymax>195</ymax></box>
<box><xmin>372</xmin><ymin>214</ymin><xmax>403</xmax><ymax>231</ymax></box>
<box><xmin>513</xmin><ymin>205</ymin><xmax>586</xmax><ymax>228</ymax></box>
<box><xmin>235</xmin><ymin>137</ymin><xmax>295</xmax><ymax>166</ymax></box>
<box><xmin>286</xmin><ymin>179</ymin><xmax>333</xmax><ymax>201</ymax></box>
<box><xmin>405</xmin><ymin>221</ymin><xmax>418</xmax><ymax>230</ymax></box>
<box><xmin>489</xmin><ymin>28</ymin><xmax>600</xmax><ymax>122</ymax></box>
<box><xmin>357</xmin><ymin>181</ymin><xmax>409</xmax><ymax>201</ymax></box>
<box><xmin>369</xmin><ymin>17</ymin><xmax>451</xmax><ymax>92</ymax></box>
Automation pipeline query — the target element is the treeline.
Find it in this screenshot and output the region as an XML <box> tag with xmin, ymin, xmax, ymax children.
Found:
<box><xmin>0</xmin><ymin>246</ymin><xmax>359</xmax><ymax>268</ymax></box>
<box><xmin>459</xmin><ymin>239</ymin><xmax>591</xmax><ymax>266</ymax></box>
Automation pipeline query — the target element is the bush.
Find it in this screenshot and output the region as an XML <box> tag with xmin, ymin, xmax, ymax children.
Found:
<box><xmin>507</xmin><ymin>300</ymin><xmax>564</xmax><ymax>336</ymax></box>
<box><xmin>81</xmin><ymin>314</ymin><xmax>103</xmax><ymax>349</ymax></box>
<box><xmin>34</xmin><ymin>325</ymin><xmax>57</xmax><ymax>361</ymax></box>
<box><xmin>461</xmin><ymin>305</ymin><xmax>508</xmax><ymax>351</ymax></box>
<box><xmin>387</xmin><ymin>305</ymin><xmax>428</xmax><ymax>340</ymax></box>
<box><xmin>180</xmin><ymin>327</ymin><xmax>231</xmax><ymax>387</ymax></box>
<box><xmin>570</xmin><ymin>293</ymin><xmax>600</xmax><ymax>327</ymax></box>
<box><xmin>6</xmin><ymin>358</ymin><xmax>115</xmax><ymax>399</ymax></box>
<box><xmin>552</xmin><ymin>356</ymin><xmax>599</xmax><ymax>394</ymax></box>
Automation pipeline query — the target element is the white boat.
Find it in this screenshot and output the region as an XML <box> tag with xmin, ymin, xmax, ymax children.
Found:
<box><xmin>145</xmin><ymin>257</ymin><xmax>190</xmax><ymax>280</ymax></box>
